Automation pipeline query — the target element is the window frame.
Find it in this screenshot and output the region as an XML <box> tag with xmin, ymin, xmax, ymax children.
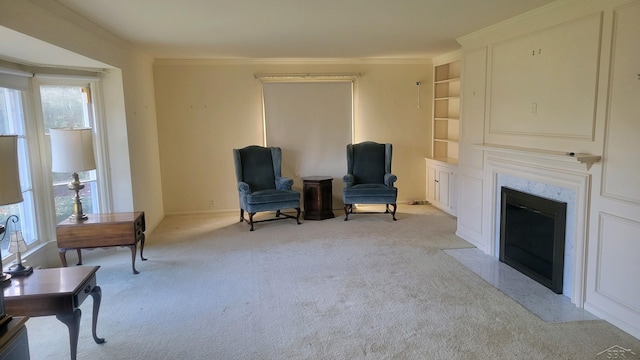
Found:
<box><xmin>32</xmin><ymin>75</ymin><xmax>112</xmax><ymax>240</ymax></box>
<box><xmin>0</xmin><ymin>73</ymin><xmax>112</xmax><ymax>260</ymax></box>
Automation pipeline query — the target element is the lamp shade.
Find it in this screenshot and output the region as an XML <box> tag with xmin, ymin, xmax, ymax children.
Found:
<box><xmin>50</xmin><ymin>128</ymin><xmax>96</xmax><ymax>173</ymax></box>
<box><xmin>8</xmin><ymin>231</ymin><xmax>27</xmax><ymax>253</ymax></box>
<box><xmin>0</xmin><ymin>135</ymin><xmax>23</xmax><ymax>206</ymax></box>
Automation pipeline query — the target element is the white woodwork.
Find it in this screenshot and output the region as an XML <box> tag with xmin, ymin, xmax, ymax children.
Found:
<box><xmin>488</xmin><ymin>13</ymin><xmax>602</xmax><ymax>141</ymax></box>
<box><xmin>595</xmin><ymin>214</ymin><xmax>640</xmax><ymax>312</ymax></box>
<box><xmin>601</xmin><ymin>2</ymin><xmax>640</xmax><ymax>204</ymax></box>
<box><xmin>483</xmin><ymin>145</ymin><xmax>590</xmax><ymax>304</ymax></box>
<box><xmin>425</xmin><ymin>159</ymin><xmax>458</xmax><ymax>216</ymax></box>
<box><xmin>455</xmin><ymin>0</ymin><xmax>640</xmax><ymax>339</ymax></box>
<box><xmin>455</xmin><ymin>174</ymin><xmax>485</xmax><ymax>250</ymax></box>
<box><xmin>459</xmin><ymin>47</ymin><xmax>487</xmax><ymax>169</ymax></box>
<box><xmin>432</xmin><ymin>57</ymin><xmax>461</xmax><ymax>163</ymax></box>
<box><xmin>584</xmin><ymin>1</ymin><xmax>640</xmax><ymax>340</ymax></box>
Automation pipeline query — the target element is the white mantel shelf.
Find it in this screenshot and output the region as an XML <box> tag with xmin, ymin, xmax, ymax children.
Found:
<box><xmin>476</xmin><ymin>143</ymin><xmax>602</xmax><ymax>171</ymax></box>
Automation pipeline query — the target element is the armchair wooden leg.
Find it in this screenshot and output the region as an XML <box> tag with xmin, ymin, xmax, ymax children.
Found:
<box><xmin>343</xmin><ymin>204</ymin><xmax>351</xmax><ymax>221</ymax></box>
<box><xmin>295</xmin><ymin>207</ymin><xmax>301</xmax><ymax>224</ymax></box>
<box><xmin>240</xmin><ymin>209</ymin><xmax>245</xmax><ymax>222</ymax></box>
<box><xmin>390</xmin><ymin>203</ymin><xmax>397</xmax><ymax>221</ymax></box>
<box><xmin>248</xmin><ymin>212</ymin><xmax>255</xmax><ymax>231</ymax></box>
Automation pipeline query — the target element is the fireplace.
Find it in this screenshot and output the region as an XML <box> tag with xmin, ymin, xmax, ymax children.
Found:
<box><xmin>499</xmin><ymin>187</ymin><xmax>567</xmax><ymax>294</ymax></box>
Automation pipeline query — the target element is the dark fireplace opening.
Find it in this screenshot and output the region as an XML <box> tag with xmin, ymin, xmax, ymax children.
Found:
<box><xmin>500</xmin><ymin>187</ymin><xmax>567</xmax><ymax>294</ymax></box>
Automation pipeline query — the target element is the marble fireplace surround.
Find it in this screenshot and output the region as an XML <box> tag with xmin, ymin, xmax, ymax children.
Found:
<box><xmin>482</xmin><ymin>144</ymin><xmax>594</xmax><ymax>307</ymax></box>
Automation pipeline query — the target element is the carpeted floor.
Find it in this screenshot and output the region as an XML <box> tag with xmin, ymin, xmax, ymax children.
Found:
<box><xmin>24</xmin><ymin>205</ymin><xmax>640</xmax><ymax>359</ymax></box>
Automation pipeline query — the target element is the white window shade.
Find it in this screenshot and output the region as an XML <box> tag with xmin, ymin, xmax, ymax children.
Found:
<box><xmin>263</xmin><ymin>81</ymin><xmax>353</xmax><ymax>208</ymax></box>
<box><xmin>0</xmin><ymin>68</ymin><xmax>32</xmax><ymax>92</ymax></box>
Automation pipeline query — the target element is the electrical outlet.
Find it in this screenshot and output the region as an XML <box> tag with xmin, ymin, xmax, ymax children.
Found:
<box><xmin>208</xmin><ymin>200</ymin><xmax>216</xmax><ymax>208</ymax></box>
<box><xmin>531</xmin><ymin>103</ymin><xmax>538</xmax><ymax>116</ymax></box>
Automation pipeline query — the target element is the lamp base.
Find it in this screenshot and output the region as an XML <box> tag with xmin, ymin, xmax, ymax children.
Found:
<box><xmin>6</xmin><ymin>263</ymin><xmax>33</xmax><ymax>277</ymax></box>
<box><xmin>0</xmin><ymin>273</ymin><xmax>11</xmax><ymax>286</ymax></box>
<box><xmin>69</xmin><ymin>213</ymin><xmax>89</xmax><ymax>222</ymax></box>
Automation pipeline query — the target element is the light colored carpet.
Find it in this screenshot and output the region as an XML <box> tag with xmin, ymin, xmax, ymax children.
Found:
<box><xmin>24</xmin><ymin>205</ymin><xmax>640</xmax><ymax>359</ymax></box>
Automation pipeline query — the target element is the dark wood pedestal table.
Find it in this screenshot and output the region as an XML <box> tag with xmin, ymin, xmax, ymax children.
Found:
<box><xmin>302</xmin><ymin>176</ymin><xmax>335</xmax><ymax>220</ymax></box>
<box><xmin>4</xmin><ymin>266</ymin><xmax>104</xmax><ymax>360</ymax></box>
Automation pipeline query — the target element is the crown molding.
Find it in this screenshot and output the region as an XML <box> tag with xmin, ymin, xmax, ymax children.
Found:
<box><xmin>154</xmin><ymin>57</ymin><xmax>432</xmax><ymax>66</ymax></box>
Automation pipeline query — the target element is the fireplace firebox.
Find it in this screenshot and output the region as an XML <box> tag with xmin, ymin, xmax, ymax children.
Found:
<box><xmin>500</xmin><ymin>187</ymin><xmax>567</xmax><ymax>294</ymax></box>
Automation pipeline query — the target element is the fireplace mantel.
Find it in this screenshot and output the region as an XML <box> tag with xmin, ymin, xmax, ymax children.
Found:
<box><xmin>477</xmin><ymin>143</ymin><xmax>601</xmax><ymax>171</ymax></box>
<box><xmin>482</xmin><ymin>144</ymin><xmax>593</xmax><ymax>307</ymax></box>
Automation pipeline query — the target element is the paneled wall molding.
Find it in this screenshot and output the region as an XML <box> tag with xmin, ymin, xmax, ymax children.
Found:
<box><xmin>456</xmin><ymin>0</ymin><xmax>640</xmax><ymax>340</ymax></box>
<box><xmin>487</xmin><ymin>13</ymin><xmax>602</xmax><ymax>142</ymax></box>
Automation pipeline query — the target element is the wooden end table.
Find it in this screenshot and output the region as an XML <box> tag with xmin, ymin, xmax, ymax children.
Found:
<box><xmin>4</xmin><ymin>266</ymin><xmax>104</xmax><ymax>360</ymax></box>
<box><xmin>302</xmin><ymin>176</ymin><xmax>335</xmax><ymax>220</ymax></box>
<box><xmin>56</xmin><ymin>212</ymin><xmax>146</xmax><ymax>274</ymax></box>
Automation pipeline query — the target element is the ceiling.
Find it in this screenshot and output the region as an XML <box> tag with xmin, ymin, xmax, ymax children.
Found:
<box><xmin>50</xmin><ymin>0</ymin><xmax>556</xmax><ymax>60</ymax></box>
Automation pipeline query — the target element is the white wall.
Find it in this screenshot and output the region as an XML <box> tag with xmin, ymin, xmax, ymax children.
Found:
<box><xmin>0</xmin><ymin>0</ymin><xmax>165</xmax><ymax>232</ymax></box>
<box><xmin>153</xmin><ymin>60</ymin><xmax>433</xmax><ymax>214</ymax></box>
<box><xmin>456</xmin><ymin>0</ymin><xmax>640</xmax><ymax>339</ymax></box>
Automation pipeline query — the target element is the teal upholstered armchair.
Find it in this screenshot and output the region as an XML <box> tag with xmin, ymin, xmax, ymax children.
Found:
<box><xmin>233</xmin><ymin>145</ymin><xmax>301</xmax><ymax>231</ymax></box>
<box><xmin>342</xmin><ymin>141</ymin><xmax>398</xmax><ymax>221</ymax></box>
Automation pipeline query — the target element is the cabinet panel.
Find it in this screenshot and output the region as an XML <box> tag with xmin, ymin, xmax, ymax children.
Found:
<box><xmin>425</xmin><ymin>159</ymin><xmax>458</xmax><ymax>216</ymax></box>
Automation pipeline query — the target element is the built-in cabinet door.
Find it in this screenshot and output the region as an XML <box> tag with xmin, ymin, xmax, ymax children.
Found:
<box><xmin>437</xmin><ymin>169</ymin><xmax>452</xmax><ymax>210</ymax></box>
<box><xmin>426</xmin><ymin>164</ymin><xmax>437</xmax><ymax>204</ymax></box>
<box><xmin>425</xmin><ymin>159</ymin><xmax>458</xmax><ymax>216</ymax></box>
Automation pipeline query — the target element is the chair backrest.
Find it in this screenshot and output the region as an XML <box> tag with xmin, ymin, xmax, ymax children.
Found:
<box><xmin>234</xmin><ymin>146</ymin><xmax>282</xmax><ymax>191</ymax></box>
<box><xmin>347</xmin><ymin>141</ymin><xmax>392</xmax><ymax>185</ymax></box>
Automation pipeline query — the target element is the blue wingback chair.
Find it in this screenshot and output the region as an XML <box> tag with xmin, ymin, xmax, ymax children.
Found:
<box><xmin>342</xmin><ymin>141</ymin><xmax>398</xmax><ymax>221</ymax></box>
<box><xmin>233</xmin><ymin>145</ymin><xmax>301</xmax><ymax>231</ymax></box>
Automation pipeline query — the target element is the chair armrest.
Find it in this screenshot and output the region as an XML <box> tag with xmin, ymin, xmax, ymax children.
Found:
<box><xmin>238</xmin><ymin>181</ymin><xmax>250</xmax><ymax>193</ymax></box>
<box><xmin>275</xmin><ymin>177</ymin><xmax>294</xmax><ymax>190</ymax></box>
<box><xmin>384</xmin><ymin>173</ymin><xmax>397</xmax><ymax>187</ymax></box>
<box><xmin>343</xmin><ymin>174</ymin><xmax>354</xmax><ymax>187</ymax></box>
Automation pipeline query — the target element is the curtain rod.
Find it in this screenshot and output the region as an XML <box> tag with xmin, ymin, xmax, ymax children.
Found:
<box><xmin>254</xmin><ymin>73</ymin><xmax>360</xmax><ymax>82</ymax></box>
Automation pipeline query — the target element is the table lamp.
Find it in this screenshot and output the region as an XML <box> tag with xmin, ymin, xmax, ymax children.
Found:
<box><xmin>0</xmin><ymin>135</ymin><xmax>24</xmax><ymax>285</ymax></box>
<box><xmin>6</xmin><ymin>230</ymin><xmax>32</xmax><ymax>276</ymax></box>
<box><xmin>50</xmin><ymin>128</ymin><xmax>96</xmax><ymax>221</ymax></box>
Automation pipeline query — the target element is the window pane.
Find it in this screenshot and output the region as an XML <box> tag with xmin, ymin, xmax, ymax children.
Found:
<box><xmin>0</xmin><ymin>87</ymin><xmax>35</xmax><ymax>251</ymax></box>
<box><xmin>40</xmin><ymin>85</ymin><xmax>98</xmax><ymax>219</ymax></box>
<box><xmin>53</xmin><ymin>181</ymin><xmax>96</xmax><ymax>224</ymax></box>
<box><xmin>40</xmin><ymin>85</ymin><xmax>93</xmax><ymax>130</ymax></box>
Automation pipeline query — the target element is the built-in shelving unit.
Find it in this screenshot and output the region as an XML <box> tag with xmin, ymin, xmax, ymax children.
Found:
<box><xmin>432</xmin><ymin>60</ymin><xmax>461</xmax><ymax>164</ymax></box>
<box><xmin>426</xmin><ymin>54</ymin><xmax>461</xmax><ymax>216</ymax></box>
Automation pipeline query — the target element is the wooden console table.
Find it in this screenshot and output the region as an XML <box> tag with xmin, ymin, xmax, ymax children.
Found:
<box><xmin>56</xmin><ymin>212</ymin><xmax>146</xmax><ymax>274</ymax></box>
<box><xmin>302</xmin><ymin>176</ymin><xmax>335</xmax><ymax>220</ymax></box>
<box><xmin>4</xmin><ymin>266</ymin><xmax>103</xmax><ymax>360</ymax></box>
